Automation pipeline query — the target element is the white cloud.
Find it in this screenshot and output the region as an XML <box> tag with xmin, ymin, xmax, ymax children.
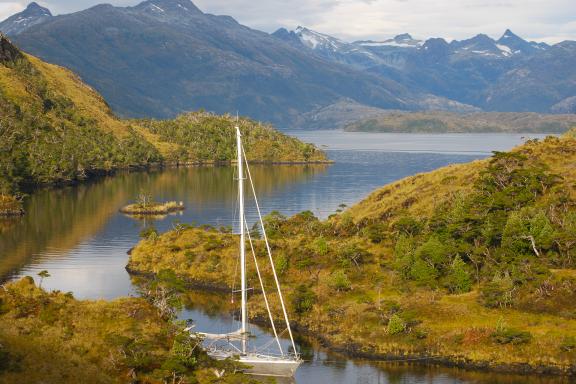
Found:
<box><xmin>0</xmin><ymin>2</ymin><xmax>27</xmax><ymax>20</ymax></box>
<box><xmin>1</xmin><ymin>0</ymin><xmax>574</xmax><ymax>43</ymax></box>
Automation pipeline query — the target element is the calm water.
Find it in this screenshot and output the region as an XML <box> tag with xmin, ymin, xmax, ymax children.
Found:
<box><xmin>1</xmin><ymin>131</ymin><xmax>562</xmax><ymax>383</ymax></box>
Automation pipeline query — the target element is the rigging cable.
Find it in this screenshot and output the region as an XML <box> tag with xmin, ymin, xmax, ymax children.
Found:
<box><xmin>245</xmin><ymin>217</ymin><xmax>284</xmax><ymax>356</ymax></box>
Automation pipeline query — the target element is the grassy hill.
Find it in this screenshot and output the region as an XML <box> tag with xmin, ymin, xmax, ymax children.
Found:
<box><xmin>344</xmin><ymin>111</ymin><xmax>576</xmax><ymax>133</ymax></box>
<box><xmin>0</xmin><ymin>277</ymin><xmax>256</xmax><ymax>383</ymax></box>
<box><xmin>128</xmin><ymin>131</ymin><xmax>576</xmax><ymax>374</ymax></box>
<box><xmin>0</xmin><ymin>34</ymin><xmax>326</xmax><ymax>213</ymax></box>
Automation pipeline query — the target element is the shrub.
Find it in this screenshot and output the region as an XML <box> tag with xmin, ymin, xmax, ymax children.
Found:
<box><xmin>292</xmin><ymin>285</ymin><xmax>316</xmax><ymax>315</ymax></box>
<box><xmin>446</xmin><ymin>255</ymin><xmax>472</xmax><ymax>294</ymax></box>
<box><xmin>203</xmin><ymin>236</ymin><xmax>222</xmax><ymax>251</ymax></box>
<box><xmin>491</xmin><ymin>327</ymin><xmax>532</xmax><ymax>345</ymax></box>
<box><xmin>387</xmin><ymin>314</ymin><xmax>406</xmax><ymax>335</ymax></box>
<box><xmin>364</xmin><ymin>222</ymin><xmax>387</xmax><ymax>243</ymax></box>
<box><xmin>414</xmin><ymin>236</ymin><xmax>447</xmax><ymax>267</ymax></box>
<box><xmin>329</xmin><ymin>270</ymin><xmax>352</xmax><ymax>292</ymax></box>
<box><xmin>139</xmin><ymin>227</ymin><xmax>158</xmax><ymax>240</ymax></box>
<box><xmin>161</xmin><ymin>332</ymin><xmax>199</xmax><ymax>373</ymax></box>
<box><xmin>275</xmin><ymin>253</ymin><xmax>289</xmax><ymax>276</ymax></box>
<box><xmin>479</xmin><ymin>273</ymin><xmax>515</xmax><ymax>308</ymax></box>
<box><xmin>409</xmin><ymin>258</ymin><xmax>438</xmax><ymax>286</ymax></box>
<box><xmin>393</xmin><ymin>216</ymin><xmax>423</xmax><ymax>236</ymax></box>
<box><xmin>560</xmin><ymin>336</ymin><xmax>576</xmax><ymax>352</ymax></box>
<box><xmin>312</xmin><ymin>237</ymin><xmax>328</xmax><ymax>256</ymax></box>
<box><xmin>337</xmin><ymin>243</ymin><xmax>368</xmax><ymax>269</ymax></box>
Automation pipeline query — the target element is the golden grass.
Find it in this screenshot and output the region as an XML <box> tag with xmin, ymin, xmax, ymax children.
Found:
<box><xmin>120</xmin><ymin>201</ymin><xmax>185</xmax><ymax>215</ymax></box>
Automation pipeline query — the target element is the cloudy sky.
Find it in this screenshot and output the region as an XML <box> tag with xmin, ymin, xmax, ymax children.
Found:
<box><xmin>1</xmin><ymin>0</ymin><xmax>575</xmax><ymax>43</ymax></box>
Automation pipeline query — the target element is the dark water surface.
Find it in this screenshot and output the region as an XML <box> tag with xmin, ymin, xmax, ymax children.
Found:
<box><xmin>1</xmin><ymin>131</ymin><xmax>564</xmax><ymax>383</ymax></box>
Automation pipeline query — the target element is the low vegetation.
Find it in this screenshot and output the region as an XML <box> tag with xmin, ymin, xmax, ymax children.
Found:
<box><xmin>128</xmin><ymin>132</ymin><xmax>576</xmax><ymax>375</ymax></box>
<box><xmin>0</xmin><ymin>35</ymin><xmax>327</xmax><ymax>203</ymax></box>
<box><xmin>121</xmin><ymin>192</ymin><xmax>185</xmax><ymax>216</ymax></box>
<box><xmin>344</xmin><ymin>111</ymin><xmax>576</xmax><ymax>133</ymax></box>
<box><xmin>137</xmin><ymin>113</ymin><xmax>326</xmax><ymax>164</ymax></box>
<box><xmin>0</xmin><ymin>277</ymin><xmax>257</xmax><ymax>383</ymax></box>
<box><xmin>0</xmin><ymin>194</ymin><xmax>23</xmax><ymax>216</ymax></box>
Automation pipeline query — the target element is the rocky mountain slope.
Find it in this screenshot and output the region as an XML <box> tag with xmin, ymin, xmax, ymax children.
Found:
<box><xmin>2</xmin><ymin>1</ymin><xmax>574</xmax><ymax>128</ymax></box>
<box><xmin>1</xmin><ymin>0</ymin><xmax>476</xmax><ymax>127</ymax></box>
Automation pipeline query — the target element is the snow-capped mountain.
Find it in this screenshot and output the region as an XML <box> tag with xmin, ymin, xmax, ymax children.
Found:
<box><xmin>496</xmin><ymin>29</ymin><xmax>548</xmax><ymax>55</ymax></box>
<box><xmin>273</xmin><ymin>26</ymin><xmax>382</xmax><ymax>69</ymax></box>
<box><xmin>356</xmin><ymin>33</ymin><xmax>423</xmax><ymax>48</ymax></box>
<box><xmin>276</xmin><ymin>26</ymin><xmax>550</xmax><ymax>62</ymax></box>
<box><xmin>0</xmin><ymin>2</ymin><xmax>52</xmax><ymax>36</ymax></box>
<box><xmin>293</xmin><ymin>26</ymin><xmax>348</xmax><ymax>50</ymax></box>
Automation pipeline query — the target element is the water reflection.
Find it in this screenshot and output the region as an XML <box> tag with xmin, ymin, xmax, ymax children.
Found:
<box><xmin>0</xmin><ymin>164</ymin><xmax>327</xmax><ymax>285</ymax></box>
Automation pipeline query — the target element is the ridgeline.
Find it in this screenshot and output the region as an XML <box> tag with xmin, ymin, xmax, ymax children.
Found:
<box><xmin>0</xmin><ymin>34</ymin><xmax>327</xmax><ymax>214</ymax></box>
<box><xmin>344</xmin><ymin>111</ymin><xmax>576</xmax><ymax>133</ymax></box>
<box><xmin>128</xmin><ymin>130</ymin><xmax>576</xmax><ymax>375</ymax></box>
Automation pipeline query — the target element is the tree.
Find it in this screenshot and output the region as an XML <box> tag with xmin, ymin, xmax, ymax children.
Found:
<box><xmin>37</xmin><ymin>270</ymin><xmax>50</xmax><ymax>289</ymax></box>
<box><xmin>446</xmin><ymin>255</ymin><xmax>472</xmax><ymax>294</ymax></box>
<box><xmin>292</xmin><ymin>284</ymin><xmax>316</xmax><ymax>315</ymax></box>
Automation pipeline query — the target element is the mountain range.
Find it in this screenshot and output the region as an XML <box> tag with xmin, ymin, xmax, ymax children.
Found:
<box><xmin>1</xmin><ymin>1</ymin><xmax>575</xmax><ymax>127</ymax></box>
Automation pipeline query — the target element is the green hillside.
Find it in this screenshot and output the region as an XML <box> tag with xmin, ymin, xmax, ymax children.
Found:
<box><xmin>128</xmin><ymin>131</ymin><xmax>576</xmax><ymax>374</ymax></box>
<box><xmin>0</xmin><ymin>34</ymin><xmax>326</xmax><ymax>213</ymax></box>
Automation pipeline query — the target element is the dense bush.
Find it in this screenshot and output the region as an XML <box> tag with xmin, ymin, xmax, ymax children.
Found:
<box><xmin>491</xmin><ymin>327</ymin><xmax>532</xmax><ymax>345</ymax></box>
<box><xmin>392</xmin><ymin>149</ymin><xmax>573</xmax><ymax>300</ymax></box>
<box><xmin>292</xmin><ymin>285</ymin><xmax>316</xmax><ymax>315</ymax></box>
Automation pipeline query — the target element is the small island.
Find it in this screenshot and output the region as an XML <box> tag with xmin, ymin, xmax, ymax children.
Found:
<box><xmin>120</xmin><ymin>193</ymin><xmax>185</xmax><ymax>216</ymax></box>
<box><xmin>0</xmin><ymin>195</ymin><xmax>24</xmax><ymax>216</ymax></box>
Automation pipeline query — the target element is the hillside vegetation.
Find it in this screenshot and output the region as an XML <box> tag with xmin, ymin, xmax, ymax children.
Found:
<box><xmin>0</xmin><ymin>34</ymin><xmax>326</xmax><ymax>202</ymax></box>
<box><xmin>344</xmin><ymin>111</ymin><xmax>576</xmax><ymax>133</ymax></box>
<box><xmin>128</xmin><ymin>131</ymin><xmax>576</xmax><ymax>374</ymax></box>
<box><xmin>0</xmin><ymin>277</ymin><xmax>255</xmax><ymax>383</ymax></box>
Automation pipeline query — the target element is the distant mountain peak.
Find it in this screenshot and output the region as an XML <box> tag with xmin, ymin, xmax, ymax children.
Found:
<box><xmin>291</xmin><ymin>26</ymin><xmax>347</xmax><ymax>50</ymax></box>
<box><xmin>496</xmin><ymin>29</ymin><xmax>539</xmax><ymax>54</ymax></box>
<box><xmin>0</xmin><ymin>2</ymin><xmax>52</xmax><ymax>36</ymax></box>
<box><xmin>356</xmin><ymin>33</ymin><xmax>422</xmax><ymax>49</ymax></box>
<box><xmin>135</xmin><ymin>0</ymin><xmax>202</xmax><ymax>14</ymax></box>
<box><xmin>395</xmin><ymin>33</ymin><xmax>413</xmax><ymax>41</ymax></box>
<box><xmin>24</xmin><ymin>2</ymin><xmax>52</xmax><ymax>16</ymax></box>
<box><xmin>501</xmin><ymin>29</ymin><xmax>519</xmax><ymax>39</ymax></box>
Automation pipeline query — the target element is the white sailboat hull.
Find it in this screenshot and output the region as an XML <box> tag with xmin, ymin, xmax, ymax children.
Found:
<box><xmin>241</xmin><ymin>357</ymin><xmax>301</xmax><ymax>377</ymax></box>
<box><xmin>209</xmin><ymin>350</ymin><xmax>301</xmax><ymax>377</ymax></box>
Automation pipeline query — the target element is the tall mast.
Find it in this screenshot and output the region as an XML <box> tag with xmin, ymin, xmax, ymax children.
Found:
<box><xmin>236</xmin><ymin>125</ymin><xmax>247</xmax><ymax>354</ymax></box>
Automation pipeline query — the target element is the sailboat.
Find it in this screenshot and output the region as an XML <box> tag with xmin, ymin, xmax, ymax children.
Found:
<box><xmin>192</xmin><ymin>124</ymin><xmax>302</xmax><ymax>377</ymax></box>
